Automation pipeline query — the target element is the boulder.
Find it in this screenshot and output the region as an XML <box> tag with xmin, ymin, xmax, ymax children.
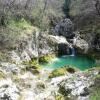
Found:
<box><xmin>75</xmin><ymin>37</ymin><xmax>89</xmax><ymax>53</ymax></box>
<box><xmin>0</xmin><ymin>79</ymin><xmax>20</xmax><ymax>100</ymax></box>
<box><xmin>52</xmin><ymin>18</ymin><xmax>74</xmax><ymax>38</ymax></box>
<box><xmin>0</xmin><ymin>62</ymin><xmax>21</xmax><ymax>74</ymax></box>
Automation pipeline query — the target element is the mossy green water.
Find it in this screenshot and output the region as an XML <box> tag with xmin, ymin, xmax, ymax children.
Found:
<box><xmin>41</xmin><ymin>55</ymin><xmax>96</xmax><ymax>70</ymax></box>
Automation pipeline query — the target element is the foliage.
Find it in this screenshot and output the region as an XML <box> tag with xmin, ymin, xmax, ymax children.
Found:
<box><xmin>24</xmin><ymin>59</ymin><xmax>41</xmax><ymax>75</ymax></box>
<box><xmin>49</xmin><ymin>67</ymin><xmax>67</xmax><ymax>78</ymax></box>
<box><xmin>89</xmin><ymin>74</ymin><xmax>100</xmax><ymax>100</ymax></box>
<box><xmin>0</xmin><ymin>71</ymin><xmax>6</xmax><ymax>79</ymax></box>
<box><xmin>0</xmin><ymin>18</ymin><xmax>35</xmax><ymax>50</ymax></box>
<box><xmin>55</xmin><ymin>94</ymin><xmax>64</xmax><ymax>100</ymax></box>
<box><xmin>49</xmin><ymin>66</ymin><xmax>77</xmax><ymax>78</ymax></box>
<box><xmin>31</xmin><ymin>0</ymin><xmax>65</xmax><ymax>30</ymax></box>
<box><xmin>29</xmin><ymin>59</ymin><xmax>41</xmax><ymax>69</ymax></box>
<box><xmin>0</xmin><ymin>0</ymin><xmax>66</xmax><ymax>31</ymax></box>
<box><xmin>7</xmin><ymin>18</ymin><xmax>32</xmax><ymax>30</ymax></box>
<box><xmin>39</xmin><ymin>54</ymin><xmax>55</xmax><ymax>63</ymax></box>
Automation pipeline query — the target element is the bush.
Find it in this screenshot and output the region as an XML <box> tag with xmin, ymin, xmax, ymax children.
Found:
<box><xmin>49</xmin><ymin>66</ymin><xmax>77</xmax><ymax>78</ymax></box>
<box><xmin>8</xmin><ymin>18</ymin><xmax>32</xmax><ymax>30</ymax></box>
<box><xmin>39</xmin><ymin>54</ymin><xmax>55</xmax><ymax>63</ymax></box>
<box><xmin>0</xmin><ymin>18</ymin><xmax>34</xmax><ymax>50</ymax></box>
<box><xmin>24</xmin><ymin>59</ymin><xmax>41</xmax><ymax>75</ymax></box>
<box><xmin>49</xmin><ymin>67</ymin><xmax>67</xmax><ymax>78</ymax></box>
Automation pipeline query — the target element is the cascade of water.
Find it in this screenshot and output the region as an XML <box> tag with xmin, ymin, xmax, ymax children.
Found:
<box><xmin>70</xmin><ymin>47</ymin><xmax>75</xmax><ymax>56</ymax></box>
<box><xmin>62</xmin><ymin>45</ymin><xmax>75</xmax><ymax>57</ymax></box>
<box><xmin>68</xmin><ymin>44</ymin><xmax>75</xmax><ymax>56</ymax></box>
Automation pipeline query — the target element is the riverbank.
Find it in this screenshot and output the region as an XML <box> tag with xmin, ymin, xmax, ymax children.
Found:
<box><xmin>0</xmin><ymin>60</ymin><xmax>99</xmax><ymax>100</ymax></box>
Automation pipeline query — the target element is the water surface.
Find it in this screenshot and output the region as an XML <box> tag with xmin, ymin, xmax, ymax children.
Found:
<box><xmin>41</xmin><ymin>55</ymin><xmax>96</xmax><ymax>70</ymax></box>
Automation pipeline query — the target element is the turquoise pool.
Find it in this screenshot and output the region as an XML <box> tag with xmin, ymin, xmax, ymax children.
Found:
<box><xmin>41</xmin><ymin>55</ymin><xmax>96</xmax><ymax>70</ymax></box>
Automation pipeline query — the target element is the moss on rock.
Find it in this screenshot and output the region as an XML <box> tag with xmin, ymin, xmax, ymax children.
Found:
<box><xmin>49</xmin><ymin>67</ymin><xmax>67</xmax><ymax>78</ymax></box>
<box><xmin>23</xmin><ymin>59</ymin><xmax>41</xmax><ymax>75</ymax></box>
<box><xmin>55</xmin><ymin>94</ymin><xmax>64</xmax><ymax>100</ymax></box>
<box><xmin>0</xmin><ymin>71</ymin><xmax>6</xmax><ymax>80</ymax></box>
<box><xmin>36</xmin><ymin>81</ymin><xmax>46</xmax><ymax>90</ymax></box>
<box><xmin>39</xmin><ymin>54</ymin><xmax>55</xmax><ymax>63</ymax></box>
<box><xmin>49</xmin><ymin>66</ymin><xmax>77</xmax><ymax>78</ymax></box>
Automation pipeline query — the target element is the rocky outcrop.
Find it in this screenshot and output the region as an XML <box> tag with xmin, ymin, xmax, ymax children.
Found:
<box><xmin>0</xmin><ymin>30</ymin><xmax>58</xmax><ymax>63</ymax></box>
<box><xmin>55</xmin><ymin>69</ymin><xmax>100</xmax><ymax>100</ymax></box>
<box><xmin>52</xmin><ymin>18</ymin><xmax>75</xmax><ymax>38</ymax></box>
<box><xmin>74</xmin><ymin>35</ymin><xmax>89</xmax><ymax>53</ymax></box>
<box><xmin>69</xmin><ymin>0</ymin><xmax>100</xmax><ymax>51</ymax></box>
<box><xmin>0</xmin><ymin>79</ymin><xmax>20</xmax><ymax>100</ymax></box>
<box><xmin>0</xmin><ymin>59</ymin><xmax>99</xmax><ymax>100</ymax></box>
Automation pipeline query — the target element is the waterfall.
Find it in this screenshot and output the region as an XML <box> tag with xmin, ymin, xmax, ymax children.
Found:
<box><xmin>70</xmin><ymin>46</ymin><xmax>75</xmax><ymax>56</ymax></box>
<box><xmin>62</xmin><ymin>45</ymin><xmax>75</xmax><ymax>57</ymax></box>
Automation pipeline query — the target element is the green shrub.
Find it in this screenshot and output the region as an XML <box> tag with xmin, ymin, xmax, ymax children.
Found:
<box><xmin>8</xmin><ymin>18</ymin><xmax>32</xmax><ymax>30</ymax></box>
<box><xmin>0</xmin><ymin>18</ymin><xmax>35</xmax><ymax>50</ymax></box>
<box><xmin>49</xmin><ymin>67</ymin><xmax>67</xmax><ymax>78</ymax></box>
<box><xmin>49</xmin><ymin>66</ymin><xmax>77</xmax><ymax>78</ymax></box>
<box><xmin>39</xmin><ymin>54</ymin><xmax>55</xmax><ymax>63</ymax></box>
<box><xmin>24</xmin><ymin>59</ymin><xmax>41</xmax><ymax>75</ymax></box>
<box><xmin>29</xmin><ymin>59</ymin><xmax>41</xmax><ymax>69</ymax></box>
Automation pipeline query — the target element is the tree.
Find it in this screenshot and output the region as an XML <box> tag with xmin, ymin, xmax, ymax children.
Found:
<box><xmin>95</xmin><ymin>0</ymin><xmax>100</xmax><ymax>16</ymax></box>
<box><xmin>63</xmin><ymin>0</ymin><xmax>71</xmax><ymax>18</ymax></box>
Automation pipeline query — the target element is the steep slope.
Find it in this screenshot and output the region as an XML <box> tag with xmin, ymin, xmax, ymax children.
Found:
<box><xmin>69</xmin><ymin>0</ymin><xmax>100</xmax><ymax>55</ymax></box>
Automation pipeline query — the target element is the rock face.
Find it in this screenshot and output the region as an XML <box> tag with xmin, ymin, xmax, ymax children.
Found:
<box><xmin>74</xmin><ymin>36</ymin><xmax>89</xmax><ymax>53</ymax></box>
<box><xmin>0</xmin><ymin>79</ymin><xmax>20</xmax><ymax>100</ymax></box>
<box><xmin>1</xmin><ymin>31</ymin><xmax>58</xmax><ymax>63</ymax></box>
<box><xmin>52</xmin><ymin>18</ymin><xmax>75</xmax><ymax>38</ymax></box>
<box><xmin>58</xmin><ymin>43</ymin><xmax>71</xmax><ymax>55</ymax></box>
<box><xmin>58</xmin><ymin>70</ymin><xmax>100</xmax><ymax>100</ymax></box>
<box><xmin>69</xmin><ymin>0</ymin><xmax>100</xmax><ymax>51</ymax></box>
<box><xmin>0</xmin><ymin>58</ymin><xmax>99</xmax><ymax>100</ymax></box>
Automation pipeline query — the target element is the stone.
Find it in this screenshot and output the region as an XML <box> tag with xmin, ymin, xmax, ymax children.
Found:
<box><xmin>1</xmin><ymin>62</ymin><xmax>20</xmax><ymax>74</ymax></box>
<box><xmin>52</xmin><ymin>18</ymin><xmax>74</xmax><ymax>39</ymax></box>
<box><xmin>74</xmin><ymin>37</ymin><xmax>89</xmax><ymax>53</ymax></box>
<box><xmin>80</xmin><ymin>87</ymin><xmax>89</xmax><ymax>96</ymax></box>
<box><xmin>0</xmin><ymin>79</ymin><xmax>20</xmax><ymax>100</ymax></box>
<box><xmin>9</xmin><ymin>51</ymin><xmax>21</xmax><ymax>64</ymax></box>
